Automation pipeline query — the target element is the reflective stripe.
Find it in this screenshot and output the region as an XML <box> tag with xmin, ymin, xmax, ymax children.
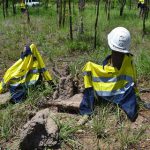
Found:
<box><xmin>83</xmin><ymin>71</ymin><xmax>133</xmax><ymax>83</ymax></box>
<box><xmin>27</xmin><ymin>80</ymin><xmax>37</xmax><ymax>86</ymax></box>
<box><xmin>92</xmin><ymin>75</ymin><xmax>133</xmax><ymax>83</ymax></box>
<box><xmin>10</xmin><ymin>80</ymin><xmax>37</xmax><ymax>87</ymax></box>
<box><xmin>96</xmin><ymin>82</ymin><xmax>134</xmax><ymax>97</ymax></box>
<box><xmin>10</xmin><ymin>83</ymin><xmax>20</xmax><ymax>87</ymax></box>
<box><xmin>11</xmin><ymin>68</ymin><xmax>47</xmax><ymax>81</ymax></box>
<box><xmin>29</xmin><ymin>69</ymin><xmax>39</xmax><ymax>74</ymax></box>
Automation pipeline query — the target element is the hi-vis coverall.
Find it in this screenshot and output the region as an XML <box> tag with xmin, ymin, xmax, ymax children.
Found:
<box><xmin>138</xmin><ymin>0</ymin><xmax>144</xmax><ymax>4</ymax></box>
<box><xmin>20</xmin><ymin>2</ymin><xmax>26</xmax><ymax>9</ymax></box>
<box><xmin>0</xmin><ymin>44</ymin><xmax>52</xmax><ymax>102</ymax></box>
<box><xmin>79</xmin><ymin>54</ymin><xmax>138</xmax><ymax>121</ymax></box>
<box><xmin>20</xmin><ymin>2</ymin><xmax>26</xmax><ymax>13</ymax></box>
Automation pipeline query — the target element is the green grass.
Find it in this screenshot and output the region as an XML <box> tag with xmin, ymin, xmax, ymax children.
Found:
<box><xmin>0</xmin><ymin>4</ymin><xmax>150</xmax><ymax>78</ymax></box>
<box><xmin>116</xmin><ymin>123</ymin><xmax>146</xmax><ymax>149</ymax></box>
<box><xmin>0</xmin><ymin>84</ymin><xmax>53</xmax><ymax>141</ymax></box>
<box><xmin>92</xmin><ymin>105</ymin><xmax>111</xmax><ymax>139</ymax></box>
<box><xmin>135</xmin><ymin>50</ymin><xmax>150</xmax><ymax>78</ymax></box>
<box><xmin>55</xmin><ymin>117</ymin><xmax>82</xmax><ymax>149</ymax></box>
<box><xmin>90</xmin><ymin>102</ymin><xmax>148</xmax><ymax>149</ymax></box>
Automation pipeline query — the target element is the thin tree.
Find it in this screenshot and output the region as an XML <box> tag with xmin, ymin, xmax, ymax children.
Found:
<box><xmin>72</xmin><ymin>0</ymin><xmax>75</xmax><ymax>15</ymax></box>
<box><xmin>2</xmin><ymin>0</ymin><xmax>6</xmax><ymax>18</ymax></box>
<box><xmin>58</xmin><ymin>0</ymin><xmax>63</xmax><ymax>27</ymax></box>
<box><xmin>12</xmin><ymin>0</ymin><xmax>16</xmax><ymax>15</ymax></box>
<box><xmin>5</xmin><ymin>0</ymin><xmax>8</xmax><ymax>16</ymax></box>
<box><xmin>44</xmin><ymin>0</ymin><xmax>49</xmax><ymax>9</ymax></box>
<box><xmin>78</xmin><ymin>0</ymin><xmax>85</xmax><ymax>34</ymax></box>
<box><xmin>62</xmin><ymin>0</ymin><xmax>66</xmax><ymax>27</ymax></box>
<box><xmin>142</xmin><ymin>0</ymin><xmax>149</xmax><ymax>36</ymax></box>
<box><xmin>68</xmin><ymin>0</ymin><xmax>73</xmax><ymax>40</ymax></box>
<box><xmin>94</xmin><ymin>0</ymin><xmax>100</xmax><ymax>49</ymax></box>
<box><xmin>119</xmin><ymin>0</ymin><xmax>126</xmax><ymax>16</ymax></box>
<box><xmin>105</xmin><ymin>0</ymin><xmax>111</xmax><ymax>20</ymax></box>
<box><xmin>56</xmin><ymin>0</ymin><xmax>59</xmax><ymax>14</ymax></box>
<box><xmin>129</xmin><ymin>0</ymin><xmax>132</xmax><ymax>10</ymax></box>
<box><xmin>27</xmin><ymin>11</ymin><xmax>30</xmax><ymax>24</ymax></box>
<box><xmin>25</xmin><ymin>5</ymin><xmax>30</xmax><ymax>24</ymax></box>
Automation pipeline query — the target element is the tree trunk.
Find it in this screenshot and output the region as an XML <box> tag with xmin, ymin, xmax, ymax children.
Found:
<box><xmin>129</xmin><ymin>0</ymin><xmax>132</xmax><ymax>10</ymax></box>
<box><xmin>56</xmin><ymin>0</ymin><xmax>59</xmax><ymax>14</ymax></box>
<box><xmin>78</xmin><ymin>0</ymin><xmax>85</xmax><ymax>11</ymax></box>
<box><xmin>12</xmin><ymin>0</ymin><xmax>16</xmax><ymax>15</ymax></box>
<box><xmin>5</xmin><ymin>0</ymin><xmax>8</xmax><ymax>16</ymax></box>
<box><xmin>142</xmin><ymin>0</ymin><xmax>149</xmax><ymax>36</ymax></box>
<box><xmin>105</xmin><ymin>0</ymin><xmax>111</xmax><ymax>20</ymax></box>
<box><xmin>119</xmin><ymin>0</ymin><xmax>126</xmax><ymax>16</ymax></box>
<box><xmin>94</xmin><ymin>0</ymin><xmax>100</xmax><ymax>49</ymax></box>
<box><xmin>62</xmin><ymin>0</ymin><xmax>66</xmax><ymax>27</ymax></box>
<box><xmin>44</xmin><ymin>0</ymin><xmax>49</xmax><ymax>10</ymax></box>
<box><xmin>58</xmin><ymin>0</ymin><xmax>63</xmax><ymax>28</ymax></box>
<box><xmin>143</xmin><ymin>14</ymin><xmax>146</xmax><ymax>36</ymax></box>
<box><xmin>68</xmin><ymin>0</ymin><xmax>73</xmax><ymax>40</ymax></box>
<box><xmin>95</xmin><ymin>0</ymin><xmax>97</xmax><ymax>13</ymax></box>
<box><xmin>26</xmin><ymin>8</ymin><xmax>30</xmax><ymax>24</ymax></box>
<box><xmin>2</xmin><ymin>0</ymin><xmax>6</xmax><ymax>18</ymax></box>
<box><xmin>78</xmin><ymin>0</ymin><xmax>85</xmax><ymax>34</ymax></box>
<box><xmin>72</xmin><ymin>0</ymin><xmax>75</xmax><ymax>15</ymax></box>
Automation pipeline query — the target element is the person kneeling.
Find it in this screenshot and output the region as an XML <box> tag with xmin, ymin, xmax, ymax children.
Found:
<box><xmin>79</xmin><ymin>27</ymin><xmax>139</xmax><ymax>124</ymax></box>
<box><xmin>0</xmin><ymin>44</ymin><xmax>53</xmax><ymax>103</ymax></box>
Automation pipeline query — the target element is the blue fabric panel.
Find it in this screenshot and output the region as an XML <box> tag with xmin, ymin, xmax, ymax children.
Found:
<box><xmin>79</xmin><ymin>86</ymin><xmax>138</xmax><ymax>121</ymax></box>
<box><xmin>21</xmin><ymin>46</ymin><xmax>32</xmax><ymax>59</ymax></box>
<box><xmin>79</xmin><ymin>87</ymin><xmax>95</xmax><ymax>115</ymax></box>
<box><xmin>28</xmin><ymin>68</ymin><xmax>47</xmax><ymax>74</ymax></box>
<box><xmin>39</xmin><ymin>68</ymin><xmax>47</xmax><ymax>73</ymax></box>
<box><xmin>102</xmin><ymin>55</ymin><xmax>111</xmax><ymax>68</ymax></box>
<box><xmin>9</xmin><ymin>85</ymin><xmax>27</xmax><ymax>103</ymax></box>
<box><xmin>92</xmin><ymin>75</ymin><xmax>133</xmax><ymax>83</ymax></box>
<box><xmin>102</xmin><ymin>86</ymin><xmax>138</xmax><ymax>121</ymax></box>
<box><xmin>118</xmin><ymin>87</ymin><xmax>138</xmax><ymax>121</ymax></box>
<box><xmin>83</xmin><ymin>71</ymin><xmax>91</xmax><ymax>76</ymax></box>
<box><xmin>96</xmin><ymin>82</ymin><xmax>134</xmax><ymax>97</ymax></box>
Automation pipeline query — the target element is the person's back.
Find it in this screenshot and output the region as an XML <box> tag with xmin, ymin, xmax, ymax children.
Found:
<box><xmin>0</xmin><ymin>44</ymin><xmax>52</xmax><ymax>103</ymax></box>
<box><xmin>20</xmin><ymin>2</ymin><xmax>26</xmax><ymax>13</ymax></box>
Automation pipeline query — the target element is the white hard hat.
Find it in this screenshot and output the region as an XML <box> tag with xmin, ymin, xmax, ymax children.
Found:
<box><xmin>108</xmin><ymin>27</ymin><xmax>131</xmax><ymax>53</ymax></box>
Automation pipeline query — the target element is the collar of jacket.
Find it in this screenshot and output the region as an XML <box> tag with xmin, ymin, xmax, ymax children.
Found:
<box><xmin>20</xmin><ymin>46</ymin><xmax>32</xmax><ymax>59</ymax></box>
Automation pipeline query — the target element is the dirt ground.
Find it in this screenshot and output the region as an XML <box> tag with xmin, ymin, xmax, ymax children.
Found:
<box><xmin>0</xmin><ymin>57</ymin><xmax>150</xmax><ymax>150</ymax></box>
<box><xmin>0</xmin><ymin>94</ymin><xmax>150</xmax><ymax>150</ymax></box>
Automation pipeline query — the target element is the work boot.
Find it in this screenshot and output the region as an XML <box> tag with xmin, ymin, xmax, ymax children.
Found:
<box><xmin>144</xmin><ymin>103</ymin><xmax>150</xmax><ymax>110</ymax></box>
<box><xmin>77</xmin><ymin>115</ymin><xmax>89</xmax><ymax>126</ymax></box>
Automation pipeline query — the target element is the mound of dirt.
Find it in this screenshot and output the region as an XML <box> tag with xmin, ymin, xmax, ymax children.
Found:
<box><xmin>52</xmin><ymin>64</ymin><xmax>82</xmax><ymax>100</ymax></box>
<box><xmin>0</xmin><ymin>92</ymin><xmax>10</xmax><ymax>105</ymax></box>
<box><xmin>19</xmin><ymin>108</ymin><xmax>58</xmax><ymax>150</ymax></box>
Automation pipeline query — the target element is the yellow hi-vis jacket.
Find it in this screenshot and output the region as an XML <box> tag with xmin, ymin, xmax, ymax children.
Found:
<box><xmin>83</xmin><ymin>54</ymin><xmax>137</xmax><ymax>97</ymax></box>
<box><xmin>80</xmin><ymin>54</ymin><xmax>138</xmax><ymax>121</ymax></box>
<box><xmin>138</xmin><ymin>0</ymin><xmax>144</xmax><ymax>4</ymax></box>
<box><xmin>20</xmin><ymin>2</ymin><xmax>26</xmax><ymax>9</ymax></box>
<box><xmin>0</xmin><ymin>44</ymin><xmax>52</xmax><ymax>93</ymax></box>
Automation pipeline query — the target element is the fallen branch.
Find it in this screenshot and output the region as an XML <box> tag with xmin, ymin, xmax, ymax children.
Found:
<box><xmin>51</xmin><ymin>67</ymin><xmax>61</xmax><ymax>79</ymax></box>
<box><xmin>139</xmin><ymin>88</ymin><xmax>150</xmax><ymax>93</ymax></box>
